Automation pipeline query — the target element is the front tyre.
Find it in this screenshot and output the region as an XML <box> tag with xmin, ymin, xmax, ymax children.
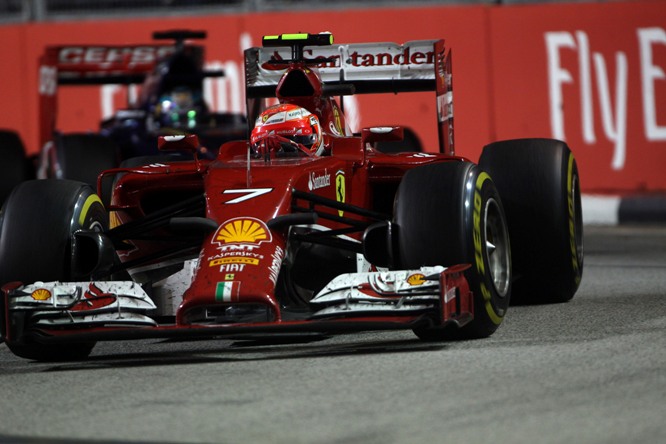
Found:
<box><xmin>0</xmin><ymin>179</ymin><xmax>107</xmax><ymax>361</ymax></box>
<box><xmin>479</xmin><ymin>139</ymin><xmax>583</xmax><ymax>304</ymax></box>
<box><xmin>394</xmin><ymin>161</ymin><xmax>511</xmax><ymax>340</ymax></box>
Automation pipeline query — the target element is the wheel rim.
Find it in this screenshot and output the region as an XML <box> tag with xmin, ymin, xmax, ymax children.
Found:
<box><xmin>484</xmin><ymin>197</ymin><xmax>510</xmax><ymax>297</ymax></box>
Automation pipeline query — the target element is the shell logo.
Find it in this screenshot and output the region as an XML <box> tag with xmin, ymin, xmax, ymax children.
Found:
<box><xmin>406</xmin><ymin>273</ymin><xmax>426</xmax><ymax>286</ymax></box>
<box><xmin>31</xmin><ymin>288</ymin><xmax>52</xmax><ymax>301</ymax></box>
<box><xmin>214</xmin><ymin>217</ymin><xmax>271</xmax><ymax>245</ymax></box>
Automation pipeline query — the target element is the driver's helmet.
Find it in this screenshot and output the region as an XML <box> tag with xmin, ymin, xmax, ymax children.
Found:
<box><xmin>251</xmin><ymin>104</ymin><xmax>324</xmax><ymax>156</ymax></box>
<box><xmin>154</xmin><ymin>86</ymin><xmax>203</xmax><ymax>129</ymax></box>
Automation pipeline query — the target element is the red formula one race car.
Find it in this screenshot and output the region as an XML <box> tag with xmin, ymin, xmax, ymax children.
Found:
<box><xmin>0</xmin><ymin>33</ymin><xmax>583</xmax><ymax>361</ymax></box>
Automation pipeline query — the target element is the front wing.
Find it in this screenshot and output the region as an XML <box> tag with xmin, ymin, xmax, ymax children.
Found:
<box><xmin>1</xmin><ymin>265</ymin><xmax>473</xmax><ymax>346</ymax></box>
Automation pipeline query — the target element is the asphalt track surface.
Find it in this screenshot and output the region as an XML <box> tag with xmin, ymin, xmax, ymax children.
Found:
<box><xmin>1</xmin><ymin>225</ymin><xmax>665</xmax><ymax>444</ymax></box>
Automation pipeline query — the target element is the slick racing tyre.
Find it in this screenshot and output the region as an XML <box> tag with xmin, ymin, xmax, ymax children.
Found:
<box><xmin>55</xmin><ymin>133</ymin><xmax>120</xmax><ymax>189</ymax></box>
<box><xmin>0</xmin><ymin>180</ymin><xmax>108</xmax><ymax>361</ymax></box>
<box><xmin>0</xmin><ymin>130</ymin><xmax>31</xmax><ymax>205</ymax></box>
<box><xmin>479</xmin><ymin>138</ymin><xmax>583</xmax><ymax>304</ymax></box>
<box><xmin>394</xmin><ymin>161</ymin><xmax>511</xmax><ymax>340</ymax></box>
<box><xmin>375</xmin><ymin>127</ymin><xmax>423</xmax><ymax>153</ymax></box>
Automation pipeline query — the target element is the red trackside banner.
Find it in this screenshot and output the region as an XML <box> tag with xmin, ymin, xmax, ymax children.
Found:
<box><xmin>0</xmin><ymin>1</ymin><xmax>664</xmax><ymax>193</ymax></box>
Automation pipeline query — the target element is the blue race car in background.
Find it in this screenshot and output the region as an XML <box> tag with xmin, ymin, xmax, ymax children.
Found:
<box><xmin>36</xmin><ymin>29</ymin><xmax>246</xmax><ymax>189</ymax></box>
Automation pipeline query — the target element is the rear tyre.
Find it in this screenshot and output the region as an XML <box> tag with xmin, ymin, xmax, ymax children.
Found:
<box><xmin>0</xmin><ymin>179</ymin><xmax>107</xmax><ymax>361</ymax></box>
<box><xmin>479</xmin><ymin>138</ymin><xmax>583</xmax><ymax>304</ymax></box>
<box><xmin>55</xmin><ymin>133</ymin><xmax>120</xmax><ymax>189</ymax></box>
<box><xmin>394</xmin><ymin>161</ymin><xmax>511</xmax><ymax>340</ymax></box>
<box><xmin>375</xmin><ymin>127</ymin><xmax>423</xmax><ymax>153</ymax></box>
<box><xmin>0</xmin><ymin>130</ymin><xmax>30</xmax><ymax>205</ymax></box>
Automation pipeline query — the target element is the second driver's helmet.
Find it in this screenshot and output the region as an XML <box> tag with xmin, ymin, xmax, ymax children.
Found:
<box><xmin>153</xmin><ymin>86</ymin><xmax>206</xmax><ymax>129</ymax></box>
<box><xmin>251</xmin><ymin>104</ymin><xmax>324</xmax><ymax>157</ymax></box>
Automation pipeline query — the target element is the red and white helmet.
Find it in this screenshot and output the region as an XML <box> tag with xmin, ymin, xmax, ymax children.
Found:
<box><xmin>251</xmin><ymin>104</ymin><xmax>324</xmax><ymax>157</ymax></box>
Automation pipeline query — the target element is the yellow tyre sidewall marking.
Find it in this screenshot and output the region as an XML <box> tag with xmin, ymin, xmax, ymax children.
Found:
<box><xmin>78</xmin><ymin>194</ymin><xmax>103</xmax><ymax>227</ymax></box>
<box><xmin>473</xmin><ymin>171</ymin><xmax>503</xmax><ymax>326</ymax></box>
<box><xmin>567</xmin><ymin>153</ymin><xmax>582</xmax><ymax>286</ymax></box>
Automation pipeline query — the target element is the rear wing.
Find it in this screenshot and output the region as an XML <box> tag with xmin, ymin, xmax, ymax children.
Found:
<box><xmin>39</xmin><ymin>44</ymin><xmax>182</xmax><ymax>85</ymax></box>
<box><xmin>244</xmin><ymin>34</ymin><xmax>454</xmax><ymax>154</ymax></box>
<box><xmin>38</xmin><ymin>44</ymin><xmax>176</xmax><ymax>148</ymax></box>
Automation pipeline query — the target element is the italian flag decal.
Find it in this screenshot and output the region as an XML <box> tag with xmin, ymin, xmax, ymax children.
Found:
<box><xmin>215</xmin><ymin>281</ymin><xmax>240</xmax><ymax>302</ymax></box>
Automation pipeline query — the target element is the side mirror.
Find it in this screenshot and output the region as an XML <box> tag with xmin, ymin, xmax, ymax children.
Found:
<box><xmin>330</xmin><ymin>135</ymin><xmax>364</xmax><ymax>165</ymax></box>
<box><xmin>217</xmin><ymin>140</ymin><xmax>249</xmax><ymax>160</ymax></box>
<box><xmin>361</xmin><ymin>126</ymin><xmax>404</xmax><ymax>146</ymax></box>
<box><xmin>157</xmin><ymin>134</ymin><xmax>200</xmax><ymax>153</ymax></box>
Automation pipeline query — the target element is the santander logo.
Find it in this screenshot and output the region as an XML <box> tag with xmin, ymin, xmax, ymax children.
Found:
<box><xmin>308</xmin><ymin>169</ymin><xmax>331</xmax><ymax>191</ymax></box>
<box><xmin>348</xmin><ymin>48</ymin><xmax>435</xmax><ymax>67</ymax></box>
<box><xmin>264</xmin><ymin>47</ymin><xmax>435</xmax><ymax>69</ymax></box>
